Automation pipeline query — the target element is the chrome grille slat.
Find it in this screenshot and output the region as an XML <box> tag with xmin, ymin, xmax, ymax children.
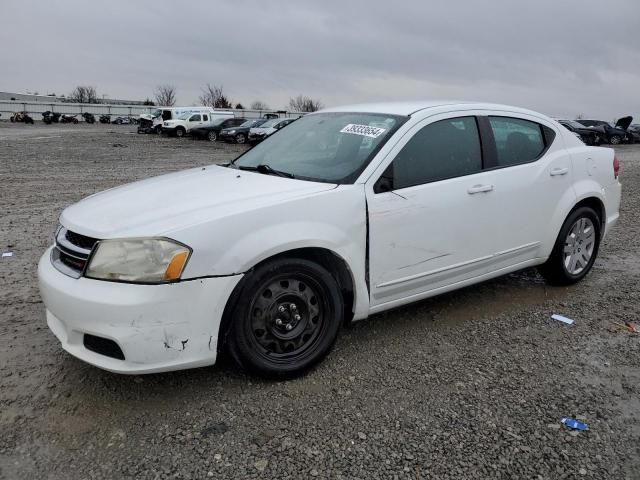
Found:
<box><xmin>51</xmin><ymin>227</ymin><xmax>100</xmax><ymax>278</ymax></box>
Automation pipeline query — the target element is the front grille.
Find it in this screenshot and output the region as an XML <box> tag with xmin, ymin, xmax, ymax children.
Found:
<box><xmin>83</xmin><ymin>334</ymin><xmax>125</xmax><ymax>360</ymax></box>
<box><xmin>51</xmin><ymin>227</ymin><xmax>99</xmax><ymax>278</ymax></box>
<box><xmin>65</xmin><ymin>230</ymin><xmax>98</xmax><ymax>250</ymax></box>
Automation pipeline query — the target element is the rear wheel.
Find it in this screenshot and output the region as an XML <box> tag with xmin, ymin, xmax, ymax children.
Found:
<box><xmin>225</xmin><ymin>258</ymin><xmax>343</xmax><ymax>378</ymax></box>
<box><xmin>609</xmin><ymin>135</ymin><xmax>622</xmax><ymax>145</ymax></box>
<box><xmin>539</xmin><ymin>206</ymin><xmax>601</xmax><ymax>285</ymax></box>
<box><xmin>175</xmin><ymin>127</ymin><xmax>185</xmax><ymax>138</ymax></box>
<box><xmin>235</xmin><ymin>133</ymin><xmax>246</xmax><ymax>144</ymax></box>
<box><xmin>207</xmin><ymin>131</ymin><xmax>217</xmax><ymax>142</ymax></box>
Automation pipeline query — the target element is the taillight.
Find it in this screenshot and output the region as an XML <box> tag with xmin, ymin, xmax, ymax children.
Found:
<box><xmin>613</xmin><ymin>155</ymin><xmax>620</xmax><ymax>179</ymax></box>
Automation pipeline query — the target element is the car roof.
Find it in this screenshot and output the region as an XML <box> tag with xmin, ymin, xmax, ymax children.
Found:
<box><xmin>317</xmin><ymin>101</ymin><xmax>543</xmax><ymax>117</ymax></box>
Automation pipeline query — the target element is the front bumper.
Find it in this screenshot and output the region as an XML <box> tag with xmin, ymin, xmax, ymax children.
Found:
<box><xmin>38</xmin><ymin>247</ymin><xmax>243</xmax><ymax>374</ymax></box>
<box><xmin>248</xmin><ymin>133</ymin><xmax>266</xmax><ymax>143</ymax></box>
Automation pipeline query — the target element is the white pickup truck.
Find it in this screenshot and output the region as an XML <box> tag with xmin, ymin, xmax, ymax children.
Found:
<box><xmin>161</xmin><ymin>108</ymin><xmax>234</xmax><ymax>137</ymax></box>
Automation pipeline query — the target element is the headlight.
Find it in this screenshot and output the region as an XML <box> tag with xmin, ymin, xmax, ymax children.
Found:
<box><xmin>85</xmin><ymin>238</ymin><xmax>191</xmax><ymax>283</ymax></box>
<box><xmin>227</xmin><ymin>129</ymin><xmax>236</xmax><ymax>134</ymax></box>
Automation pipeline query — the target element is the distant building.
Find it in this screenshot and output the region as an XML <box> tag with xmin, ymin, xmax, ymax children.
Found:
<box><xmin>0</xmin><ymin>91</ymin><xmax>151</xmax><ymax>105</ymax></box>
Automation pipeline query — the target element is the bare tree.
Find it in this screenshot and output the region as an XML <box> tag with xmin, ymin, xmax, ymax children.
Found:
<box><xmin>288</xmin><ymin>95</ymin><xmax>323</xmax><ymax>112</ymax></box>
<box><xmin>154</xmin><ymin>85</ymin><xmax>176</xmax><ymax>107</ymax></box>
<box><xmin>575</xmin><ymin>113</ymin><xmax>584</xmax><ymax>120</ymax></box>
<box><xmin>250</xmin><ymin>100</ymin><xmax>269</xmax><ymax>110</ymax></box>
<box><xmin>199</xmin><ymin>84</ymin><xmax>232</xmax><ymax>108</ymax></box>
<box><xmin>69</xmin><ymin>86</ymin><xmax>99</xmax><ymax>103</ymax></box>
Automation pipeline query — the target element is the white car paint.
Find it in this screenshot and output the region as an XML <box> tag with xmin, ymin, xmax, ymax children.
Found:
<box><xmin>38</xmin><ymin>101</ymin><xmax>621</xmax><ymax>374</ymax></box>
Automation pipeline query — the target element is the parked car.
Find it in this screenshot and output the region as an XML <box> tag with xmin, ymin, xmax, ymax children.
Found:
<box><xmin>248</xmin><ymin>117</ymin><xmax>296</xmax><ymax>143</ymax></box>
<box><xmin>190</xmin><ymin>117</ymin><xmax>247</xmax><ymax>142</ymax></box>
<box><xmin>575</xmin><ymin>118</ymin><xmax>630</xmax><ymax>145</ymax></box>
<box><xmin>99</xmin><ymin>115</ymin><xmax>111</xmax><ymax>124</ymax></box>
<box><xmin>112</xmin><ymin>116</ymin><xmax>131</xmax><ymax>125</ymax></box>
<box><xmin>219</xmin><ymin>119</ymin><xmax>268</xmax><ymax>144</ymax></box>
<box><xmin>82</xmin><ymin>113</ymin><xmax>96</xmax><ymax>124</ymax></box>
<box><xmin>10</xmin><ymin>112</ymin><xmax>34</xmax><ymax>124</ymax></box>
<box><xmin>60</xmin><ymin>114</ymin><xmax>79</xmax><ymax>124</ymax></box>
<box><xmin>628</xmin><ymin>124</ymin><xmax>640</xmax><ymax>143</ymax></box>
<box><xmin>42</xmin><ymin>111</ymin><xmax>61</xmax><ymax>124</ymax></box>
<box><xmin>162</xmin><ymin>110</ymin><xmax>235</xmax><ymax>138</ymax></box>
<box><xmin>38</xmin><ymin>101</ymin><xmax>621</xmax><ymax>378</ymax></box>
<box><xmin>557</xmin><ymin>120</ymin><xmax>600</xmax><ymax>145</ymax></box>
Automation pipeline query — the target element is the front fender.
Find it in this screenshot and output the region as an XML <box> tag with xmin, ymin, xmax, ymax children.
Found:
<box><xmin>176</xmin><ymin>185</ymin><xmax>370</xmax><ymax>320</ymax></box>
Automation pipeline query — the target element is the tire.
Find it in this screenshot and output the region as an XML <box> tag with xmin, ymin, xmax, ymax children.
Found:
<box><xmin>10</xmin><ymin>117</ymin><xmax>14</xmax><ymax>123</ymax></box>
<box><xmin>155</xmin><ymin>125</ymin><xmax>162</xmax><ymax>135</ymax></box>
<box><xmin>73</xmin><ymin>119</ymin><xmax>78</xmax><ymax>124</ymax></box>
<box><xmin>207</xmin><ymin>131</ymin><xmax>217</xmax><ymax>142</ymax></box>
<box><xmin>224</xmin><ymin>258</ymin><xmax>344</xmax><ymax>379</ymax></box>
<box><xmin>175</xmin><ymin>127</ymin><xmax>185</xmax><ymax>138</ymax></box>
<box><xmin>538</xmin><ymin>206</ymin><xmax>601</xmax><ymax>286</ymax></box>
<box><xmin>235</xmin><ymin>133</ymin><xmax>246</xmax><ymax>144</ymax></box>
<box><xmin>609</xmin><ymin>135</ymin><xmax>621</xmax><ymax>145</ymax></box>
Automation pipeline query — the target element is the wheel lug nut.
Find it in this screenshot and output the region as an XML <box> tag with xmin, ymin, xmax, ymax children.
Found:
<box><xmin>290</xmin><ymin>303</ymin><xmax>297</xmax><ymax>311</ymax></box>
<box><xmin>275</xmin><ymin>318</ymin><xmax>283</xmax><ymax>326</ymax></box>
<box><xmin>285</xmin><ymin>324</ymin><xmax>293</xmax><ymax>331</ymax></box>
<box><xmin>278</xmin><ymin>306</ymin><xmax>286</xmax><ymax>313</ymax></box>
<box><xmin>294</xmin><ymin>314</ymin><xmax>301</xmax><ymax>321</ymax></box>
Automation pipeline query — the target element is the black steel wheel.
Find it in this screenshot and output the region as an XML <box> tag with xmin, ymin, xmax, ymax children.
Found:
<box><xmin>207</xmin><ymin>130</ymin><xmax>217</xmax><ymax>142</ymax></box>
<box><xmin>225</xmin><ymin>258</ymin><xmax>343</xmax><ymax>378</ymax></box>
<box><xmin>235</xmin><ymin>133</ymin><xmax>246</xmax><ymax>144</ymax></box>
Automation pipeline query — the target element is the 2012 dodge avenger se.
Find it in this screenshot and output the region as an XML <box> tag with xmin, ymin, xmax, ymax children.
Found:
<box><xmin>38</xmin><ymin>102</ymin><xmax>621</xmax><ymax>378</ymax></box>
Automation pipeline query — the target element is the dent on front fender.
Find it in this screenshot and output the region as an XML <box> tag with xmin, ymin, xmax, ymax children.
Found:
<box><xmin>177</xmin><ymin>186</ymin><xmax>370</xmax><ymax>319</ymax></box>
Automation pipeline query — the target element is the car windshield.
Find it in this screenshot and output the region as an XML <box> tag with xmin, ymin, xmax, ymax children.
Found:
<box><xmin>255</xmin><ymin>119</ymin><xmax>279</xmax><ymax>128</ymax></box>
<box><xmin>211</xmin><ymin>118</ymin><xmax>227</xmax><ymax>126</ymax></box>
<box><xmin>563</xmin><ymin>120</ymin><xmax>585</xmax><ymax>129</ymax></box>
<box><xmin>151</xmin><ymin>109</ymin><xmax>162</xmax><ymax>118</ymax></box>
<box><xmin>240</xmin><ymin>119</ymin><xmax>265</xmax><ymax>128</ymax></box>
<box><xmin>232</xmin><ymin>112</ymin><xmax>406</xmax><ymax>184</ymax></box>
<box><xmin>178</xmin><ymin>112</ymin><xmax>192</xmax><ymax>120</ymax></box>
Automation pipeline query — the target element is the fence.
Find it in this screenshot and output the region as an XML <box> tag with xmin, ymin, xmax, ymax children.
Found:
<box><xmin>0</xmin><ymin>100</ymin><xmax>302</xmax><ymax>122</ymax></box>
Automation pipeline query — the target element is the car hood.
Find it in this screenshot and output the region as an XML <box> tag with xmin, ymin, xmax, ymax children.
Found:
<box><xmin>615</xmin><ymin>116</ymin><xmax>633</xmax><ymax>130</ymax></box>
<box><xmin>60</xmin><ymin>165</ymin><xmax>336</xmax><ymax>238</ymax></box>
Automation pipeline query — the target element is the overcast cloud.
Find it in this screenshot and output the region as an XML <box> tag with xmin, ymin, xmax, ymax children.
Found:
<box><xmin>2</xmin><ymin>0</ymin><xmax>639</xmax><ymax>119</ymax></box>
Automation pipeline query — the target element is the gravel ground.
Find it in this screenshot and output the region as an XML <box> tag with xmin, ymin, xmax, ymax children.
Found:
<box><xmin>0</xmin><ymin>122</ymin><xmax>638</xmax><ymax>480</ymax></box>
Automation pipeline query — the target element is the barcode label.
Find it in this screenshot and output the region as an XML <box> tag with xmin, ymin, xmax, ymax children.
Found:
<box><xmin>340</xmin><ymin>124</ymin><xmax>386</xmax><ymax>138</ymax></box>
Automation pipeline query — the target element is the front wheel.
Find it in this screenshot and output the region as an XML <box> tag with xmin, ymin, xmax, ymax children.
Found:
<box><xmin>175</xmin><ymin>127</ymin><xmax>185</xmax><ymax>138</ymax></box>
<box><xmin>225</xmin><ymin>258</ymin><xmax>343</xmax><ymax>378</ymax></box>
<box><xmin>538</xmin><ymin>207</ymin><xmax>601</xmax><ymax>285</ymax></box>
<box><xmin>609</xmin><ymin>135</ymin><xmax>621</xmax><ymax>145</ymax></box>
<box><xmin>235</xmin><ymin>133</ymin><xmax>246</xmax><ymax>144</ymax></box>
<box><xmin>207</xmin><ymin>131</ymin><xmax>217</xmax><ymax>142</ymax></box>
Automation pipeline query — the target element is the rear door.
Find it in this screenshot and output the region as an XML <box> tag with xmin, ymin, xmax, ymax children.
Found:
<box><xmin>482</xmin><ymin>115</ymin><xmax>574</xmax><ymax>261</ymax></box>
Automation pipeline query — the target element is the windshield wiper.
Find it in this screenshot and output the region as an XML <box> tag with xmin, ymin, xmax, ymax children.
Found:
<box><xmin>238</xmin><ymin>164</ymin><xmax>295</xmax><ymax>179</ymax></box>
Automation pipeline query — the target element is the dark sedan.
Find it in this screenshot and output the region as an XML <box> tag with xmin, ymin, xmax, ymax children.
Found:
<box><xmin>191</xmin><ymin>117</ymin><xmax>247</xmax><ymax>142</ymax></box>
<box><xmin>219</xmin><ymin>118</ymin><xmax>268</xmax><ymax>144</ymax></box>
<box><xmin>575</xmin><ymin>118</ymin><xmax>631</xmax><ymax>145</ymax></box>
<box><xmin>557</xmin><ymin>120</ymin><xmax>601</xmax><ymax>145</ymax></box>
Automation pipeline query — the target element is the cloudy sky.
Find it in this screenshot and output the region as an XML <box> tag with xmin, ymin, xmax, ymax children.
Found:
<box><xmin>2</xmin><ymin>0</ymin><xmax>639</xmax><ymax>119</ymax></box>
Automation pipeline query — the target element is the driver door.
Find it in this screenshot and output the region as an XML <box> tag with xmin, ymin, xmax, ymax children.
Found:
<box><xmin>366</xmin><ymin>114</ymin><xmax>499</xmax><ymax>309</ymax></box>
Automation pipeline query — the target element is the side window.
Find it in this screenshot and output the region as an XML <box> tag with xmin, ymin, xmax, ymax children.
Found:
<box><xmin>189</xmin><ymin>114</ymin><xmax>201</xmax><ymax>122</ymax></box>
<box><xmin>488</xmin><ymin>117</ymin><xmax>545</xmax><ymax>167</ymax></box>
<box><xmin>387</xmin><ymin>116</ymin><xmax>482</xmax><ymax>190</ymax></box>
<box><xmin>202</xmin><ymin>114</ymin><xmax>208</xmax><ymax>122</ymax></box>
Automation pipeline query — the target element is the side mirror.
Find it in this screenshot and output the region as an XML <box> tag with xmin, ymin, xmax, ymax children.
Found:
<box><xmin>374</xmin><ymin>164</ymin><xmax>394</xmax><ymax>194</ymax></box>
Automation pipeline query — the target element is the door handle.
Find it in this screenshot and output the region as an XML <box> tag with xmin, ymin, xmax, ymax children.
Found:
<box><xmin>467</xmin><ymin>184</ymin><xmax>494</xmax><ymax>194</ymax></box>
<box><xmin>550</xmin><ymin>167</ymin><xmax>569</xmax><ymax>176</ymax></box>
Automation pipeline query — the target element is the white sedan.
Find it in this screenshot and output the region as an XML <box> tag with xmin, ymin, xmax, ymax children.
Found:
<box><xmin>38</xmin><ymin>101</ymin><xmax>621</xmax><ymax>378</ymax></box>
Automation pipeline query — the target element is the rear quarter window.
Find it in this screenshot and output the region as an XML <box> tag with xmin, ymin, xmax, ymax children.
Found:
<box><xmin>488</xmin><ymin>116</ymin><xmax>554</xmax><ymax>167</ymax></box>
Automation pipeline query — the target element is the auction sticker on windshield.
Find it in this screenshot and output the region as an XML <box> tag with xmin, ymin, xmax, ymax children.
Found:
<box><xmin>340</xmin><ymin>124</ymin><xmax>386</xmax><ymax>138</ymax></box>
